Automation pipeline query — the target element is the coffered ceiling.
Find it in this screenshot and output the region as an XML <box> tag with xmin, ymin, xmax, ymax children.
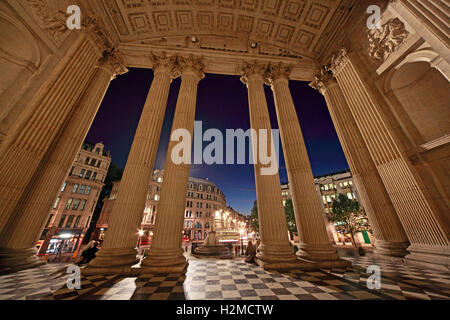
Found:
<box><xmin>88</xmin><ymin>0</ymin><xmax>358</xmax><ymax>80</ymax></box>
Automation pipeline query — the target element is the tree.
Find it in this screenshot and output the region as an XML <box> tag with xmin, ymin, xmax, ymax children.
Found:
<box><xmin>329</xmin><ymin>194</ymin><xmax>371</xmax><ymax>247</ymax></box>
<box><xmin>284</xmin><ymin>199</ymin><xmax>297</xmax><ymax>237</ymax></box>
<box><xmin>250</xmin><ymin>201</ymin><xmax>259</xmax><ymax>233</ymax></box>
<box><xmin>249</xmin><ymin>199</ymin><xmax>297</xmax><ymax>236</ymax></box>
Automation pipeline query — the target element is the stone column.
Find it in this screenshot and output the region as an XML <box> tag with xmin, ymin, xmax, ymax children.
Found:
<box><xmin>0</xmin><ymin>33</ymin><xmax>100</xmax><ymax>235</ymax></box>
<box><xmin>0</xmin><ymin>52</ymin><xmax>127</xmax><ymax>272</ymax></box>
<box><xmin>330</xmin><ymin>48</ymin><xmax>449</xmax><ymax>270</ymax></box>
<box><xmin>84</xmin><ymin>54</ymin><xmax>179</xmax><ymax>275</ymax></box>
<box><xmin>309</xmin><ymin>69</ymin><xmax>410</xmax><ymax>258</ymax></box>
<box><xmin>142</xmin><ymin>55</ymin><xmax>204</xmax><ymax>273</ymax></box>
<box><xmin>265</xmin><ymin>63</ymin><xmax>344</xmax><ymax>264</ymax></box>
<box><xmin>240</xmin><ymin>62</ymin><xmax>300</xmax><ymax>270</ymax></box>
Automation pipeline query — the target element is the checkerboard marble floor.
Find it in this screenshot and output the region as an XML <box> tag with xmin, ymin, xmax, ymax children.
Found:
<box><xmin>0</xmin><ymin>255</ymin><xmax>448</xmax><ymax>300</ymax></box>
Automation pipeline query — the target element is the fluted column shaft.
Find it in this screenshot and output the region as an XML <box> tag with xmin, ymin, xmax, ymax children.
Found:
<box><xmin>311</xmin><ymin>74</ymin><xmax>409</xmax><ymax>257</ymax></box>
<box><xmin>330</xmin><ymin>49</ymin><xmax>449</xmax><ymax>268</ymax></box>
<box><xmin>0</xmin><ymin>34</ymin><xmax>99</xmax><ymax>235</ymax></box>
<box><xmin>267</xmin><ymin>65</ymin><xmax>339</xmax><ymax>261</ymax></box>
<box><xmin>0</xmin><ymin>53</ymin><xmax>126</xmax><ymax>271</ymax></box>
<box><xmin>86</xmin><ymin>55</ymin><xmax>178</xmax><ymax>272</ymax></box>
<box><xmin>240</xmin><ymin>63</ymin><xmax>297</xmax><ymax>264</ymax></box>
<box><xmin>143</xmin><ymin>56</ymin><xmax>204</xmax><ymax>271</ymax></box>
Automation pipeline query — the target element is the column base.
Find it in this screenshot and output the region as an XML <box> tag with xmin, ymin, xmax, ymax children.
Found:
<box><xmin>82</xmin><ymin>247</ymin><xmax>139</xmax><ymax>275</ymax></box>
<box><xmin>0</xmin><ymin>247</ymin><xmax>46</xmax><ymax>273</ymax></box>
<box><xmin>296</xmin><ymin>242</ymin><xmax>341</xmax><ymax>261</ymax></box>
<box><xmin>404</xmin><ymin>244</ymin><xmax>450</xmax><ymax>272</ymax></box>
<box><xmin>254</xmin><ymin>256</ymin><xmax>351</xmax><ymax>271</ymax></box>
<box><xmin>373</xmin><ymin>240</ymin><xmax>409</xmax><ymax>258</ymax></box>
<box><xmin>140</xmin><ymin>247</ymin><xmax>188</xmax><ymax>273</ymax></box>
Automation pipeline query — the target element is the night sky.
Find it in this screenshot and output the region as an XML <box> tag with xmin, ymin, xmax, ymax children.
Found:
<box><xmin>86</xmin><ymin>68</ymin><xmax>349</xmax><ymax>214</ymax></box>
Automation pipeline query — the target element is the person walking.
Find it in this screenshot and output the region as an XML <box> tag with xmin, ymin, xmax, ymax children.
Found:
<box><xmin>77</xmin><ymin>241</ymin><xmax>99</xmax><ymax>266</ymax></box>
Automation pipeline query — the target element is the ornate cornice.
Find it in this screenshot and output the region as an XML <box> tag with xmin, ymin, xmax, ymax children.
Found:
<box><xmin>150</xmin><ymin>52</ymin><xmax>180</xmax><ymax>79</ymax></box>
<box><xmin>177</xmin><ymin>55</ymin><xmax>205</xmax><ymax>80</ymax></box>
<box><xmin>368</xmin><ymin>17</ymin><xmax>409</xmax><ymax>62</ymax></box>
<box><xmin>263</xmin><ymin>62</ymin><xmax>293</xmax><ymax>86</ymax></box>
<box><xmin>329</xmin><ymin>47</ymin><xmax>350</xmax><ymax>76</ymax></box>
<box><xmin>240</xmin><ymin>61</ymin><xmax>268</xmax><ymax>85</ymax></box>
<box><xmin>27</xmin><ymin>0</ymin><xmax>67</xmax><ymax>39</ymax></box>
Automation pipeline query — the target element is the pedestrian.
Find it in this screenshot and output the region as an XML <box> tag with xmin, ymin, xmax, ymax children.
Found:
<box><xmin>77</xmin><ymin>241</ymin><xmax>99</xmax><ymax>266</ymax></box>
<box><xmin>244</xmin><ymin>241</ymin><xmax>257</xmax><ymax>263</ymax></box>
<box><xmin>234</xmin><ymin>245</ymin><xmax>238</xmax><ymax>256</ymax></box>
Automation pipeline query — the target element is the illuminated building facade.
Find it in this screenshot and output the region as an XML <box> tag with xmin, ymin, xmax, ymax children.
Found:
<box><xmin>38</xmin><ymin>142</ymin><xmax>111</xmax><ymax>256</ymax></box>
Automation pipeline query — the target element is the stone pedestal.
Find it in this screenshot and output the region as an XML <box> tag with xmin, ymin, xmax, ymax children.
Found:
<box><xmin>84</xmin><ymin>54</ymin><xmax>178</xmax><ymax>275</ymax></box>
<box><xmin>193</xmin><ymin>231</ymin><xmax>233</xmax><ymax>259</ymax></box>
<box><xmin>141</xmin><ymin>55</ymin><xmax>204</xmax><ymax>274</ymax></box>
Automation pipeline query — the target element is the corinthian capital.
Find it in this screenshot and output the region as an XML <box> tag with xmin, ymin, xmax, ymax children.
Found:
<box><xmin>177</xmin><ymin>55</ymin><xmax>205</xmax><ymax>80</ymax></box>
<box><xmin>83</xmin><ymin>15</ymin><xmax>115</xmax><ymax>54</ymax></box>
<box><xmin>329</xmin><ymin>47</ymin><xmax>350</xmax><ymax>76</ymax></box>
<box><xmin>150</xmin><ymin>52</ymin><xmax>181</xmax><ymax>79</ymax></box>
<box><xmin>98</xmin><ymin>49</ymin><xmax>128</xmax><ymax>79</ymax></box>
<box><xmin>263</xmin><ymin>62</ymin><xmax>293</xmax><ymax>85</ymax></box>
<box><xmin>240</xmin><ymin>61</ymin><xmax>268</xmax><ymax>85</ymax></box>
<box><xmin>309</xmin><ymin>66</ymin><xmax>334</xmax><ymax>94</ymax></box>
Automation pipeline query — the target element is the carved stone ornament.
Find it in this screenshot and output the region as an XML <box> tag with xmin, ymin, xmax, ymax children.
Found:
<box><xmin>99</xmin><ymin>48</ymin><xmax>128</xmax><ymax>79</ymax></box>
<box><xmin>27</xmin><ymin>0</ymin><xmax>67</xmax><ymax>39</ymax></box>
<box><xmin>177</xmin><ymin>54</ymin><xmax>205</xmax><ymax>80</ymax></box>
<box><xmin>368</xmin><ymin>18</ymin><xmax>409</xmax><ymax>62</ymax></box>
<box><xmin>329</xmin><ymin>47</ymin><xmax>350</xmax><ymax>75</ymax></box>
<box><xmin>82</xmin><ymin>15</ymin><xmax>115</xmax><ymax>54</ymax></box>
<box><xmin>240</xmin><ymin>61</ymin><xmax>269</xmax><ymax>85</ymax></box>
<box><xmin>263</xmin><ymin>62</ymin><xmax>293</xmax><ymax>86</ymax></box>
<box><xmin>309</xmin><ymin>65</ymin><xmax>334</xmax><ymax>93</ymax></box>
<box><xmin>150</xmin><ymin>52</ymin><xmax>181</xmax><ymax>79</ymax></box>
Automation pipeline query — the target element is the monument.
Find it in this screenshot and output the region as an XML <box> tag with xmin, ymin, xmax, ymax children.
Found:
<box><xmin>193</xmin><ymin>219</ymin><xmax>232</xmax><ymax>259</ymax></box>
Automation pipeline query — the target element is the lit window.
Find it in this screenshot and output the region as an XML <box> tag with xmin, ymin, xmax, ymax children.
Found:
<box><xmin>61</xmin><ymin>182</ymin><xmax>67</xmax><ymax>192</ymax></box>
<box><xmin>347</xmin><ymin>192</ymin><xmax>353</xmax><ymax>199</ymax></box>
<box><xmin>154</xmin><ymin>195</ymin><xmax>160</xmax><ymax>201</ymax></box>
<box><xmin>86</xmin><ymin>186</ymin><xmax>91</xmax><ymax>195</ymax></box>
<box><xmin>53</xmin><ymin>196</ymin><xmax>61</xmax><ymax>209</ymax></box>
<box><xmin>65</xmin><ymin>198</ymin><xmax>73</xmax><ymax>209</ymax></box>
<box><xmin>78</xmin><ymin>185</ymin><xmax>86</xmax><ymax>194</ymax></box>
<box><xmin>72</xmin><ymin>184</ymin><xmax>79</xmax><ymax>193</ymax></box>
<box><xmin>79</xmin><ymin>199</ymin><xmax>87</xmax><ymax>211</ymax></box>
<box><xmin>72</xmin><ymin>199</ymin><xmax>81</xmax><ymax>210</ymax></box>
